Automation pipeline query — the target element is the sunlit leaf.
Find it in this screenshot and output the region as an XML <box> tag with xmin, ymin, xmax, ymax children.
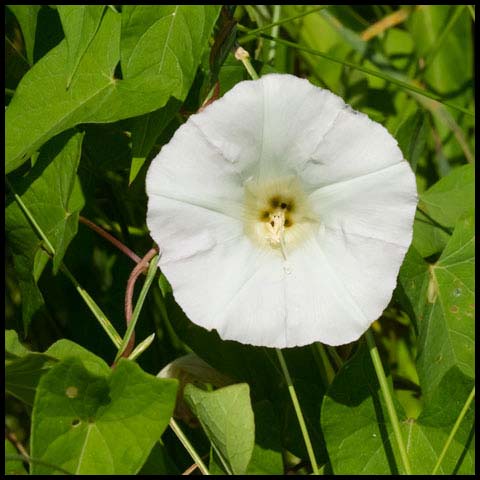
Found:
<box><xmin>322</xmin><ymin>342</ymin><xmax>474</xmax><ymax>474</ymax></box>
<box><xmin>121</xmin><ymin>6</ymin><xmax>220</xmax><ymax>99</ymax></box>
<box><xmin>6</xmin><ymin>130</ymin><xmax>85</xmax><ymax>331</ymax></box>
<box><xmin>5</xmin><ymin>329</ymin><xmax>30</xmax><ymax>358</ymax></box>
<box><xmin>30</xmin><ymin>358</ymin><xmax>178</xmax><ymax>475</ymax></box>
<box><xmin>7</xmin><ymin>4</ymin><xmax>40</xmax><ymax>65</ymax></box>
<box><xmin>57</xmin><ymin>5</ymin><xmax>105</xmax><ymax>87</ymax></box>
<box><xmin>400</xmin><ymin>216</ymin><xmax>474</xmax><ymax>400</ymax></box>
<box><xmin>184</xmin><ymin>383</ymin><xmax>255</xmax><ymax>475</ymax></box>
<box><xmin>5</xmin><ymin>440</ymin><xmax>28</xmax><ymax>475</ymax></box>
<box><xmin>418</xmin><ymin>164</ymin><xmax>474</xmax><ymax>228</ymax></box>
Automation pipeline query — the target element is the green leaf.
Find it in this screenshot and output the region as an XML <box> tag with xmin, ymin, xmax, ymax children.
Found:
<box><xmin>322</xmin><ymin>342</ymin><xmax>474</xmax><ymax>474</ymax></box>
<box><xmin>281</xmin><ymin>6</ymin><xmax>354</xmax><ymax>93</ymax></box>
<box><xmin>138</xmin><ymin>441</ymin><xmax>180</xmax><ymax>475</ymax></box>
<box><xmin>5</xmin><ymin>439</ymin><xmax>28</xmax><ymax>475</ymax></box>
<box><xmin>6</xmin><ymin>130</ymin><xmax>85</xmax><ymax>331</ymax></box>
<box><xmin>247</xmin><ymin>400</ymin><xmax>284</xmax><ymax>475</ymax></box>
<box><xmin>412</xmin><ymin>210</ymin><xmax>452</xmax><ymax>259</ymax></box>
<box><xmin>412</xmin><ymin>164</ymin><xmax>474</xmax><ymax>258</ymax></box>
<box><xmin>6</xmin><ymin>6</ymin><xmax>219</xmax><ymax>174</ymax></box>
<box><xmin>395</xmin><ymin>109</ymin><xmax>427</xmax><ymax>172</ymax></box>
<box><xmin>184</xmin><ymin>383</ymin><xmax>255</xmax><ymax>475</ymax></box>
<box><xmin>408</xmin><ymin>5</ymin><xmax>473</xmax><ymax>163</ymax></box>
<box><xmin>121</xmin><ymin>6</ymin><xmax>221</xmax><ymax>99</ymax></box>
<box><xmin>322</xmin><ymin>342</ymin><xmax>404</xmax><ymax>474</ymax></box>
<box><xmin>7</xmin><ymin>4</ymin><xmax>41</xmax><ymax>65</ymax></box>
<box><xmin>5</xmin><ymin>329</ymin><xmax>30</xmax><ymax>358</ymax></box>
<box><xmin>57</xmin><ymin>5</ymin><xmax>105</xmax><ymax>88</ymax></box>
<box><xmin>30</xmin><ymin>358</ymin><xmax>178</xmax><ymax>475</ymax></box>
<box><xmin>128</xmin><ymin>98</ymin><xmax>181</xmax><ymax>185</ymax></box>
<box><xmin>415</xmin><ymin>367</ymin><xmax>475</xmax><ymax>473</ymax></box>
<box><xmin>5</xmin><ymin>9</ymin><xmax>119</xmax><ymax>173</ymax></box>
<box><xmin>399</xmin><ymin>216</ymin><xmax>474</xmax><ymax>400</ymax></box>
<box><xmin>409</xmin><ymin>5</ymin><xmax>472</xmax><ymax>97</ymax></box>
<box><xmin>45</xmin><ymin>339</ymin><xmax>111</xmax><ymax>377</ymax></box>
<box><xmin>383</xmin><ymin>27</ymin><xmax>414</xmax><ymax>71</ymax></box>
<box><xmin>6</xmin><ymin>352</ymin><xmax>57</xmax><ymax>406</ymax></box>
<box><xmin>418</xmin><ymin>216</ymin><xmax>474</xmax><ymax>394</ymax></box>
<box><xmin>8</xmin><ymin>130</ymin><xmax>85</xmax><ymax>272</ymax></box>
<box><xmin>418</xmin><ymin>164</ymin><xmax>474</xmax><ymax>228</ymax></box>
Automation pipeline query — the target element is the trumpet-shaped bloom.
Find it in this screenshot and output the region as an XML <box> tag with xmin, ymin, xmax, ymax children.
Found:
<box><xmin>146</xmin><ymin>74</ymin><xmax>417</xmax><ymax>348</ymax></box>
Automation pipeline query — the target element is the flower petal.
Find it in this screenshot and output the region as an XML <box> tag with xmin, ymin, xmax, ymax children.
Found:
<box><xmin>309</xmin><ymin>161</ymin><xmax>417</xmax><ymax>246</ymax></box>
<box><xmin>313</xmin><ymin>225</ymin><xmax>409</xmax><ymax>340</ymax></box>
<box><xmin>192</xmin><ymin>74</ymin><xmax>346</xmax><ymax>181</ymax></box>
<box><xmin>284</xmin><ymin>237</ymin><xmax>368</xmax><ymax>346</ymax></box>
<box><xmin>150</xmin><ymin>195</ymin><xmax>288</xmax><ymax>346</ymax></box>
<box><xmin>146</xmin><ymin>121</ymin><xmax>245</xmax><ymax>219</ymax></box>
<box><xmin>299</xmin><ymin>107</ymin><xmax>405</xmax><ymax>191</ymax></box>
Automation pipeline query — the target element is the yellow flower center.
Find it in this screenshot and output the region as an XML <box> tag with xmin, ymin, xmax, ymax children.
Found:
<box><xmin>243</xmin><ymin>176</ymin><xmax>316</xmax><ymax>257</ymax></box>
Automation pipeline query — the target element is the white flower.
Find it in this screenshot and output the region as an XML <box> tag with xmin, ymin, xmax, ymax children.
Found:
<box><xmin>146</xmin><ymin>74</ymin><xmax>417</xmax><ymax>348</ymax></box>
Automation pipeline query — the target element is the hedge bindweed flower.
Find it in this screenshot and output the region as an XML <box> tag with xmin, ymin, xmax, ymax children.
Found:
<box><xmin>146</xmin><ymin>74</ymin><xmax>417</xmax><ymax>348</ymax></box>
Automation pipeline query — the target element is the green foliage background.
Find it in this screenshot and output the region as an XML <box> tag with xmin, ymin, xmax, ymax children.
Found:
<box><xmin>5</xmin><ymin>5</ymin><xmax>475</xmax><ymax>475</ymax></box>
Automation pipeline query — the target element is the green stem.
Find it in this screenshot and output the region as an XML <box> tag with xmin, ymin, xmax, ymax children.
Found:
<box><xmin>7</xmin><ymin>179</ymin><xmax>55</xmax><ymax>253</ymax></box>
<box><xmin>241</xmin><ymin>33</ymin><xmax>473</xmax><ymax>117</ymax></box>
<box><xmin>114</xmin><ymin>254</ymin><xmax>159</xmax><ymax>362</ymax></box>
<box><xmin>314</xmin><ymin>342</ymin><xmax>335</xmax><ymax>385</ymax></box>
<box><xmin>7</xmin><ymin>179</ymin><xmax>123</xmax><ymax>348</ymax></box>
<box><xmin>237</xmin><ymin>6</ymin><xmax>328</xmax><ymax>42</ymax></box>
<box><xmin>60</xmin><ymin>265</ymin><xmax>122</xmax><ymax>347</ymax></box>
<box><xmin>422</xmin><ymin>6</ymin><xmax>466</xmax><ymax>71</ymax></box>
<box><xmin>365</xmin><ymin>330</ymin><xmax>412</xmax><ymax>475</ymax></box>
<box><xmin>267</xmin><ymin>5</ymin><xmax>282</xmax><ymax>62</ymax></box>
<box><xmin>431</xmin><ymin>386</ymin><xmax>475</xmax><ymax>475</ymax></box>
<box><xmin>276</xmin><ymin>349</ymin><xmax>319</xmax><ymax>474</ymax></box>
<box><xmin>327</xmin><ymin>346</ymin><xmax>344</xmax><ymax>370</ymax></box>
<box><xmin>169</xmin><ymin>418</ymin><xmax>210</xmax><ymax>475</ymax></box>
<box><xmin>5</xmin><ymin>454</ymin><xmax>73</xmax><ymax>475</ymax></box>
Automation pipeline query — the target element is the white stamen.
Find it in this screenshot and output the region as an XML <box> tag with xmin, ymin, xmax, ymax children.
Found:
<box><xmin>265</xmin><ymin>209</ymin><xmax>289</xmax><ymax>261</ymax></box>
<box><xmin>266</xmin><ymin>210</ymin><xmax>286</xmax><ymax>245</ymax></box>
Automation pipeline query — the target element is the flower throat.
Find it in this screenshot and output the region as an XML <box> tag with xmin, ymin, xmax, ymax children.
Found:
<box><xmin>243</xmin><ymin>176</ymin><xmax>316</xmax><ymax>256</ymax></box>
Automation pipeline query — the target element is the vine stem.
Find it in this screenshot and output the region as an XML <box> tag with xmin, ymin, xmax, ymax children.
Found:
<box><xmin>114</xmin><ymin>248</ymin><xmax>159</xmax><ymax>363</ymax></box>
<box><xmin>431</xmin><ymin>385</ymin><xmax>475</xmax><ymax>475</ymax></box>
<box><xmin>79</xmin><ymin>216</ymin><xmax>142</xmax><ymax>264</ymax></box>
<box><xmin>276</xmin><ymin>349</ymin><xmax>319</xmax><ymax>475</ymax></box>
<box><xmin>170</xmin><ymin>419</ymin><xmax>210</xmax><ymax>475</ymax></box>
<box><xmin>365</xmin><ymin>329</ymin><xmax>412</xmax><ymax>474</ymax></box>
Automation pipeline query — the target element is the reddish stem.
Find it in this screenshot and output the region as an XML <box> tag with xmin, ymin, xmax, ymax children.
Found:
<box><xmin>79</xmin><ymin>216</ymin><xmax>142</xmax><ymax>264</ymax></box>
<box><xmin>121</xmin><ymin>247</ymin><xmax>159</xmax><ymax>359</ymax></box>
